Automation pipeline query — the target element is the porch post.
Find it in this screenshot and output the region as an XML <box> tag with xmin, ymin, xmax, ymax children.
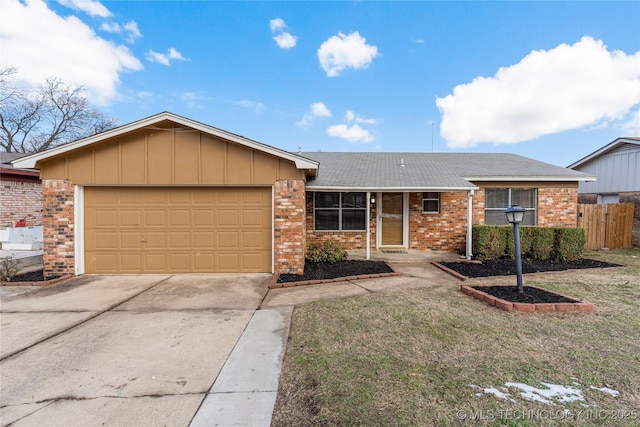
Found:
<box><xmin>366</xmin><ymin>191</ymin><xmax>371</xmax><ymax>260</ymax></box>
<box><xmin>466</xmin><ymin>190</ymin><xmax>474</xmax><ymax>260</ymax></box>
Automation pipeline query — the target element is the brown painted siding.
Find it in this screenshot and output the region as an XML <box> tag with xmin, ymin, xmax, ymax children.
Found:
<box><xmin>39</xmin><ymin>123</ymin><xmax>304</xmax><ymax>185</ymax></box>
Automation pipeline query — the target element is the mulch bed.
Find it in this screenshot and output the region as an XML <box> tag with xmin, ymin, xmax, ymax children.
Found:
<box><xmin>440</xmin><ymin>258</ymin><xmax>621</xmax><ymax>278</ymax></box>
<box><xmin>8</xmin><ymin>270</ymin><xmax>50</xmax><ymax>282</ymax></box>
<box><xmin>278</xmin><ymin>260</ymin><xmax>394</xmax><ymax>283</ymax></box>
<box><xmin>474</xmin><ymin>285</ymin><xmax>575</xmax><ymax>304</ymax></box>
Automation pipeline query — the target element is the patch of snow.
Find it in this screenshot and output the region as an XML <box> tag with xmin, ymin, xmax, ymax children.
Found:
<box><xmin>470</xmin><ymin>385</ymin><xmax>514</xmax><ymax>401</ymax></box>
<box><xmin>590</xmin><ymin>385</ymin><xmax>619</xmax><ymax>397</ymax></box>
<box><xmin>504</xmin><ymin>382</ymin><xmax>585</xmax><ymax>405</ymax></box>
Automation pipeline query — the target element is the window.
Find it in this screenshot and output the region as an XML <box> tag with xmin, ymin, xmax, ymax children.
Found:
<box><xmin>314</xmin><ymin>192</ymin><xmax>366</xmax><ymax>231</ymax></box>
<box><xmin>484</xmin><ymin>188</ymin><xmax>536</xmax><ymax>225</ymax></box>
<box><xmin>422</xmin><ymin>192</ymin><xmax>440</xmax><ymax>213</ymax></box>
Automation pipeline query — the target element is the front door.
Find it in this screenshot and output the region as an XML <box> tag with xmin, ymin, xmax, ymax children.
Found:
<box><xmin>381</xmin><ymin>192</ymin><xmax>404</xmax><ymax>246</ymax></box>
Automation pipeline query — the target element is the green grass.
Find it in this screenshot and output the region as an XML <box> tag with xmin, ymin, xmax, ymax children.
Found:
<box><xmin>272</xmin><ymin>249</ymin><xmax>640</xmax><ymax>426</ymax></box>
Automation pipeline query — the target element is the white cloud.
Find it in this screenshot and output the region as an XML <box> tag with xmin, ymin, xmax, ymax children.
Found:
<box><xmin>100</xmin><ymin>20</ymin><xmax>141</xmax><ymax>43</ymax></box>
<box><xmin>270</xmin><ymin>18</ymin><xmax>286</xmax><ymax>32</ymax></box>
<box><xmin>317</xmin><ymin>31</ymin><xmax>379</xmax><ymax>77</ymax></box>
<box><xmin>327</xmin><ymin>124</ymin><xmax>374</xmax><ymax>143</ymax></box>
<box><xmin>235</xmin><ymin>99</ymin><xmax>266</xmax><ymax>114</ymax></box>
<box><xmin>2</xmin><ymin>0</ymin><xmax>143</xmax><ymax>105</ymax></box>
<box><xmin>345</xmin><ymin>110</ymin><xmax>377</xmax><ymax>124</ymax></box>
<box><xmin>297</xmin><ymin>102</ymin><xmax>332</xmax><ymax>127</ymax></box>
<box><xmin>436</xmin><ymin>36</ymin><xmax>640</xmax><ymax>148</ymax></box>
<box><xmin>57</xmin><ymin>0</ymin><xmax>111</xmax><ymax>17</ymax></box>
<box><xmin>622</xmin><ymin>108</ymin><xmax>640</xmax><ymax>135</ymax></box>
<box><xmin>274</xmin><ymin>32</ymin><xmax>297</xmax><ymax>49</ymax></box>
<box><xmin>270</xmin><ymin>18</ymin><xmax>297</xmax><ymax>49</ymax></box>
<box><xmin>146</xmin><ymin>47</ymin><xmax>187</xmax><ymax>66</ymax></box>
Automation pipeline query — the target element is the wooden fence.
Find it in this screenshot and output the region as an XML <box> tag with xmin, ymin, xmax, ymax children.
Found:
<box><xmin>577</xmin><ymin>203</ymin><xmax>634</xmax><ymax>249</ymax></box>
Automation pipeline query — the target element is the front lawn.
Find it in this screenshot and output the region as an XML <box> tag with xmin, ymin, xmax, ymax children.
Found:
<box><xmin>272</xmin><ymin>249</ymin><xmax>640</xmax><ymax>426</ymax></box>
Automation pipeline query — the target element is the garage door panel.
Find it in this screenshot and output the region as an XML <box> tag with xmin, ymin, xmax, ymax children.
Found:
<box><xmin>120</xmin><ymin>232</ymin><xmax>143</xmax><ymax>249</ymax></box>
<box><xmin>145</xmin><ymin>232</ymin><xmax>167</xmax><ymax>248</ymax></box>
<box><xmin>85</xmin><ymin>187</ymin><xmax>271</xmax><ymax>273</ymax></box>
<box><xmin>218</xmin><ymin>210</ymin><xmax>239</xmax><ymax>226</ymax></box>
<box><xmin>194</xmin><ymin>232</ymin><xmax>215</xmax><ymax>248</ymax></box>
<box><xmin>193</xmin><ymin>210</ymin><xmax>214</xmax><ymax>226</ymax></box>
<box><xmin>120</xmin><ymin>211</ymin><xmax>142</xmax><ymax>226</ymax></box>
<box><xmin>169</xmin><ymin>232</ymin><xmax>190</xmax><ymax>248</ymax></box>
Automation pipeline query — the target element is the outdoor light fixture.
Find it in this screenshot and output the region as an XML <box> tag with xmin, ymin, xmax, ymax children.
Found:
<box><xmin>371</xmin><ymin>196</ymin><xmax>376</xmax><ymax>204</ymax></box>
<box><xmin>505</xmin><ymin>205</ymin><xmax>526</xmax><ymax>293</ymax></box>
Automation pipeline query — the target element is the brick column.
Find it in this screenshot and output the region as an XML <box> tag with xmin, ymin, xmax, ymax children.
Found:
<box><xmin>42</xmin><ymin>180</ymin><xmax>75</xmax><ymax>279</ymax></box>
<box><xmin>274</xmin><ymin>179</ymin><xmax>306</xmax><ymax>274</ymax></box>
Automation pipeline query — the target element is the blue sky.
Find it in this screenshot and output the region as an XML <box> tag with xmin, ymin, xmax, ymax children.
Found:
<box><xmin>2</xmin><ymin>1</ymin><xmax>639</xmax><ymax>166</ymax></box>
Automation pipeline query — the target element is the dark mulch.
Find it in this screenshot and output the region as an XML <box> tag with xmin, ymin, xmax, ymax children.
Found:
<box><xmin>440</xmin><ymin>258</ymin><xmax>621</xmax><ymax>278</ymax></box>
<box><xmin>474</xmin><ymin>285</ymin><xmax>576</xmax><ymax>304</ymax></box>
<box><xmin>278</xmin><ymin>260</ymin><xmax>394</xmax><ymax>283</ymax></box>
<box><xmin>4</xmin><ymin>270</ymin><xmax>53</xmax><ymax>283</ymax></box>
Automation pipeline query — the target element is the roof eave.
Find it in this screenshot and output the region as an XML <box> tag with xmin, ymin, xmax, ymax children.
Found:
<box><xmin>464</xmin><ymin>176</ymin><xmax>596</xmax><ymax>182</ymax></box>
<box><xmin>12</xmin><ymin>112</ymin><xmax>319</xmax><ymax>171</ymax></box>
<box><xmin>305</xmin><ymin>185</ymin><xmax>478</xmax><ymax>192</ymax></box>
<box><xmin>568</xmin><ymin>137</ymin><xmax>640</xmax><ymax>169</ymax></box>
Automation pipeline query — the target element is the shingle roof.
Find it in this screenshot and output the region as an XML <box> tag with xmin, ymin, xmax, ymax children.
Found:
<box><xmin>301</xmin><ymin>152</ymin><xmax>595</xmax><ymax>191</ymax></box>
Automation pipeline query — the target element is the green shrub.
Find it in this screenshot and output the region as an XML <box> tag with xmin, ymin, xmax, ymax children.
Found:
<box><xmin>306</xmin><ymin>240</ymin><xmax>347</xmax><ymax>263</ymax></box>
<box><xmin>472</xmin><ymin>225</ymin><xmax>507</xmax><ymax>260</ymax></box>
<box><xmin>530</xmin><ymin>227</ymin><xmax>555</xmax><ymax>260</ymax></box>
<box><xmin>505</xmin><ymin>226</ymin><xmax>534</xmax><ymax>260</ymax></box>
<box><xmin>554</xmin><ymin>228</ymin><xmax>586</xmax><ymax>261</ymax></box>
<box><xmin>0</xmin><ymin>255</ymin><xmax>21</xmax><ymax>282</ymax></box>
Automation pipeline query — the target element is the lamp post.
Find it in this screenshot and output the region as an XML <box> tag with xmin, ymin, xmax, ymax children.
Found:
<box><xmin>505</xmin><ymin>205</ymin><xmax>526</xmax><ymax>293</ymax></box>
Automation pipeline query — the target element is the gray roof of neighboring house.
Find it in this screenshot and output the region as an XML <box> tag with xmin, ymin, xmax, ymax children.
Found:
<box><xmin>1</xmin><ymin>152</ymin><xmax>28</xmax><ymax>168</ymax></box>
<box><xmin>568</xmin><ymin>137</ymin><xmax>640</xmax><ymax>169</ymax></box>
<box><xmin>301</xmin><ymin>152</ymin><xmax>595</xmax><ymax>191</ymax></box>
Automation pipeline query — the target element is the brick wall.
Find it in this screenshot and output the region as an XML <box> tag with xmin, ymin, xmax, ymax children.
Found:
<box><xmin>409</xmin><ymin>192</ymin><xmax>468</xmax><ymax>253</ymax></box>
<box><xmin>0</xmin><ymin>178</ymin><xmax>43</xmax><ymax>228</ymax></box>
<box><xmin>42</xmin><ymin>180</ymin><xmax>75</xmax><ymax>279</ymax></box>
<box><xmin>537</xmin><ymin>187</ymin><xmax>578</xmax><ymax>227</ymax></box>
<box><xmin>305</xmin><ymin>191</ymin><xmax>377</xmax><ymax>249</ymax></box>
<box><xmin>274</xmin><ymin>180</ymin><xmax>306</xmax><ymax>274</ymax></box>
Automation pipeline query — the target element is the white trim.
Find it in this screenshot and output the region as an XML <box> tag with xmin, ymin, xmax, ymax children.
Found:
<box><xmin>307</xmin><ymin>185</ymin><xmax>476</xmax><ymax>191</ymax></box>
<box><xmin>377</xmin><ymin>192</ymin><xmax>408</xmax><ymax>249</ymax></box>
<box><xmin>74</xmin><ymin>185</ymin><xmax>85</xmax><ymax>275</ymax></box>
<box><xmin>366</xmin><ymin>191</ymin><xmax>371</xmax><ymax>260</ymax></box>
<box><xmin>12</xmin><ymin>112</ymin><xmax>319</xmax><ymax>172</ymax></box>
<box><xmin>568</xmin><ymin>138</ymin><xmax>640</xmax><ymax>169</ymax></box>
<box><xmin>271</xmin><ymin>185</ymin><xmax>275</xmax><ymax>274</ymax></box>
<box><xmin>466</xmin><ymin>190</ymin><xmax>473</xmax><ymax>260</ymax></box>
<box><xmin>463</xmin><ymin>176</ymin><xmax>595</xmax><ymax>182</ymax></box>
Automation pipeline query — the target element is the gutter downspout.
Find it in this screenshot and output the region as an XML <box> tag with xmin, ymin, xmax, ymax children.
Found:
<box><xmin>366</xmin><ymin>191</ymin><xmax>371</xmax><ymax>260</ymax></box>
<box><xmin>466</xmin><ymin>189</ymin><xmax>474</xmax><ymax>260</ymax></box>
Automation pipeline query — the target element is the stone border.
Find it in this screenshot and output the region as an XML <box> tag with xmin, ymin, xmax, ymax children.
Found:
<box><xmin>431</xmin><ymin>261</ymin><xmax>467</xmax><ymax>281</ymax></box>
<box><xmin>269</xmin><ymin>263</ymin><xmax>403</xmax><ymax>289</ymax></box>
<box><xmin>0</xmin><ymin>275</ymin><xmax>73</xmax><ymax>287</ymax></box>
<box><xmin>460</xmin><ymin>284</ymin><xmax>595</xmax><ymax>313</ymax></box>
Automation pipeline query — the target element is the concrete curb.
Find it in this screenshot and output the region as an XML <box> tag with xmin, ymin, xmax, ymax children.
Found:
<box><xmin>190</xmin><ymin>306</ymin><xmax>293</xmax><ymax>427</ymax></box>
<box><xmin>0</xmin><ymin>274</ymin><xmax>72</xmax><ymax>287</ymax></box>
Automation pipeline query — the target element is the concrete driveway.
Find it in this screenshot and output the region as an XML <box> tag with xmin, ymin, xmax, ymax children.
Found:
<box><xmin>0</xmin><ymin>273</ymin><xmax>276</xmax><ymax>426</ymax></box>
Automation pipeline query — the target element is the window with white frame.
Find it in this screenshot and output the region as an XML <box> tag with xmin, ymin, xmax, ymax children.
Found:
<box><xmin>422</xmin><ymin>192</ymin><xmax>440</xmax><ymax>213</ymax></box>
<box><xmin>484</xmin><ymin>188</ymin><xmax>537</xmax><ymax>225</ymax></box>
<box><xmin>314</xmin><ymin>192</ymin><xmax>366</xmax><ymax>231</ymax></box>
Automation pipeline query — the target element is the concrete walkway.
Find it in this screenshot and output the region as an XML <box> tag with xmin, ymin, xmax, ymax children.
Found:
<box><xmin>1</xmin><ymin>258</ymin><xmax>459</xmax><ymax>426</ymax></box>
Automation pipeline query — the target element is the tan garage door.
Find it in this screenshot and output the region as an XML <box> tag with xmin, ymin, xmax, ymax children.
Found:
<box><xmin>84</xmin><ymin>187</ymin><xmax>272</xmax><ymax>273</ymax></box>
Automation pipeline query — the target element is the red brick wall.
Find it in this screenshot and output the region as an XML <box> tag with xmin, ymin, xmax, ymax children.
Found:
<box><xmin>42</xmin><ymin>180</ymin><xmax>75</xmax><ymax>279</ymax></box>
<box><xmin>274</xmin><ymin>180</ymin><xmax>306</xmax><ymax>274</ymax></box>
<box><xmin>537</xmin><ymin>187</ymin><xmax>578</xmax><ymax>227</ymax></box>
<box><xmin>0</xmin><ymin>178</ymin><xmax>43</xmax><ymax>228</ymax></box>
<box><xmin>409</xmin><ymin>192</ymin><xmax>468</xmax><ymax>253</ymax></box>
<box><xmin>305</xmin><ymin>191</ymin><xmax>377</xmax><ymax>249</ymax></box>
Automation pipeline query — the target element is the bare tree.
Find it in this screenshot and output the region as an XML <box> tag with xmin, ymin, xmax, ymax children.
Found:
<box><xmin>0</xmin><ymin>67</ymin><xmax>117</xmax><ymax>153</ymax></box>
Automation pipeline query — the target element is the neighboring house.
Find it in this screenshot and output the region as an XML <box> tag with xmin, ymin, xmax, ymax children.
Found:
<box><xmin>13</xmin><ymin>112</ymin><xmax>594</xmax><ymax>279</ymax></box>
<box><xmin>1</xmin><ymin>152</ymin><xmax>43</xmax><ymax>228</ymax></box>
<box><xmin>568</xmin><ymin>137</ymin><xmax>640</xmax><ymax>247</ymax></box>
